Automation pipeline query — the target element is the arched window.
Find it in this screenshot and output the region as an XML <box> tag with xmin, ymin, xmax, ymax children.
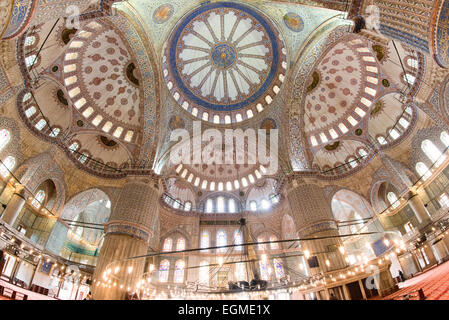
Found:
<box><xmin>377</xmin><ymin>136</ymin><xmax>387</xmax><ymax>145</ymax></box>
<box><xmin>206</xmin><ymin>198</ymin><xmax>213</xmax><ymax>213</ymax></box>
<box><xmin>358</xmin><ymin>149</ymin><xmax>368</xmax><ymax>159</ymax></box>
<box><xmin>79</xmin><ymin>152</ymin><xmax>88</xmax><ymax>164</ymax></box>
<box><xmin>407</xmin><ymin>58</ymin><xmax>418</xmax><ymax>69</ymax></box>
<box><xmin>399</xmin><ymin>118</ymin><xmax>410</xmax><ymax>130</ymax></box>
<box><xmin>422</xmin><ymin>140</ymin><xmax>445</xmax><ymax>167</ymax></box>
<box><xmin>404</xmin><ymin>74</ymin><xmax>416</xmax><ymax>85</ymax></box>
<box><xmin>387</xmin><ymin>192</ymin><xmax>400</xmax><ymax>209</ymax></box>
<box><xmin>441</xmin><ymin>131</ymin><xmax>449</xmax><ymax>148</ymax></box>
<box><xmin>49</xmin><ymin>127</ymin><xmax>60</xmax><ymax>138</ymax></box>
<box><xmin>261</xmin><ymin>199</ymin><xmax>271</xmax><ymax>210</ymax></box>
<box><xmin>174</xmin><ymin>260</ymin><xmax>185</xmax><ymax>283</ymax></box>
<box><xmin>199</xmin><ymin>261</ymin><xmax>209</xmax><ymax>285</ymax></box>
<box><xmin>184</xmin><ymin>201</ymin><xmax>192</xmax><ymax>212</ymax></box>
<box><xmin>350</xmin><ymin>213</ymin><xmax>364</xmax><ymax>234</ymax></box>
<box><xmin>217</xmin><ymin>230</ymin><xmax>227</xmax><ymax>253</ymax></box>
<box><xmin>273</xmin><ymin>259</ymin><xmax>285</xmax><ymax>279</ymax></box>
<box><xmin>0</xmin><ymin>156</ymin><xmax>16</xmax><ymax>178</ymax></box>
<box><xmin>35</xmin><ymin>119</ymin><xmax>47</xmax><ymax>131</ymax></box>
<box><xmin>162</xmin><ymin>238</ymin><xmax>172</xmax><ymax>252</ymax></box>
<box><xmin>234</xmin><ymin>229</ymin><xmax>243</xmax><ymax>251</ymax></box>
<box><xmin>270</xmin><ymin>236</ymin><xmax>279</xmax><ymax>250</ymax></box>
<box><xmin>348</xmin><ymin>157</ymin><xmax>358</xmax><ymax>168</ymax></box>
<box><xmin>259</xmin><ymin>260</ymin><xmax>269</xmax><ymax>280</ymax></box>
<box><xmin>25</xmin><ymin>55</ymin><xmax>37</xmax><ymax>67</ymax></box>
<box><xmin>176</xmin><ymin>238</ymin><xmax>185</xmax><ymax>251</ymax></box>
<box><xmin>228</xmin><ymin>198</ymin><xmax>236</xmax><ymax>213</ymax></box>
<box><xmin>416</xmin><ymin>162</ymin><xmax>431</xmax><ymax>181</ymax></box>
<box><xmin>200</xmin><ymin>231</ymin><xmax>209</xmax><ymax>251</ymax></box>
<box><xmin>235</xmin><ymin>263</ymin><xmax>246</xmax><ymax>280</ymax></box>
<box><xmin>25</xmin><ymin>36</ymin><xmax>36</xmax><ymax>47</ymax></box>
<box><xmin>257</xmin><ymin>237</ymin><xmax>265</xmax><ymax>251</ymax></box>
<box><xmin>69</xmin><ymin>142</ymin><xmax>79</xmax><ymax>153</ymax></box>
<box><xmin>23</xmin><ymin>92</ymin><xmax>32</xmax><ymax>102</ymax></box>
<box><xmin>25</xmin><ymin>106</ymin><xmax>36</xmax><ymax>118</ymax></box>
<box><xmin>249</xmin><ymin>201</ymin><xmax>257</xmax><ymax>212</ymax></box>
<box><xmin>159</xmin><ymin>260</ymin><xmax>170</xmax><ymax>283</ymax></box>
<box><xmin>217</xmin><ymin>196</ymin><xmax>225</xmax><ymax>212</ymax></box>
<box><xmin>32</xmin><ymin>190</ymin><xmax>45</xmax><ymax>209</ymax></box>
<box><xmin>389</xmin><ymin>128</ymin><xmax>400</xmax><ymax>140</ymax></box>
<box><xmin>0</xmin><ymin>129</ymin><xmax>11</xmax><ymax>151</ymax></box>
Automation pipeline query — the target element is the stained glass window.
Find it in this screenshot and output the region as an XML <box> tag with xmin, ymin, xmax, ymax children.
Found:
<box><xmin>174</xmin><ymin>260</ymin><xmax>185</xmax><ymax>283</ymax></box>
<box><xmin>259</xmin><ymin>261</ymin><xmax>269</xmax><ymax>280</ymax></box>
<box><xmin>273</xmin><ymin>259</ymin><xmax>285</xmax><ymax>279</ymax></box>
<box><xmin>159</xmin><ymin>260</ymin><xmax>170</xmax><ymax>283</ymax></box>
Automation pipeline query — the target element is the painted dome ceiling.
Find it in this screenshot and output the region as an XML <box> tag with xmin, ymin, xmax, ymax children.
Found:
<box><xmin>14</xmin><ymin>0</ymin><xmax>425</xmax><ymax>186</ymax></box>
<box><xmin>163</xmin><ymin>2</ymin><xmax>287</xmax><ymax>124</ymax></box>
<box><xmin>62</xmin><ymin>19</ymin><xmax>143</xmax><ymax>144</ymax></box>
<box><xmin>304</xmin><ymin>36</ymin><xmax>379</xmax><ymax>147</ymax></box>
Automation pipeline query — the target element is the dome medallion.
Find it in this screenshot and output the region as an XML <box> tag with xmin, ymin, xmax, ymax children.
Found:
<box><xmin>163</xmin><ymin>2</ymin><xmax>287</xmax><ymax>123</ymax></box>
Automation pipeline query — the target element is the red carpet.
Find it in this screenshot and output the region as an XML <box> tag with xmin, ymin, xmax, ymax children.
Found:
<box><xmin>384</xmin><ymin>260</ymin><xmax>449</xmax><ymax>300</ymax></box>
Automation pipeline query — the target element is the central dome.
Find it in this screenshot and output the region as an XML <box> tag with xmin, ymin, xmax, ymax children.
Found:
<box><xmin>163</xmin><ymin>2</ymin><xmax>287</xmax><ymax>123</ymax></box>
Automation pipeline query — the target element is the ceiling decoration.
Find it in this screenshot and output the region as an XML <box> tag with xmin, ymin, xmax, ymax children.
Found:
<box><xmin>304</xmin><ymin>39</ymin><xmax>379</xmax><ymax>150</ymax></box>
<box><xmin>368</xmin><ymin>92</ymin><xmax>416</xmax><ymax>147</ymax></box>
<box><xmin>305</xmin><ymin>37</ymin><xmax>379</xmax><ymax>148</ymax></box>
<box><xmin>153</xmin><ymin>4</ymin><xmax>174</xmax><ymax>24</ymax></box>
<box><xmin>62</xmin><ymin>19</ymin><xmax>142</xmax><ymax>145</ymax></box>
<box><xmin>312</xmin><ymin>139</ymin><xmax>371</xmax><ymax>174</ymax></box>
<box><xmin>163</xmin><ymin>1</ymin><xmax>287</xmax><ymax>124</ymax></box>
<box><xmin>283</xmin><ymin>12</ymin><xmax>304</xmax><ymax>32</ymax></box>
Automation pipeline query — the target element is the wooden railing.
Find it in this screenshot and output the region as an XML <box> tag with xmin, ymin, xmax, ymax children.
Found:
<box><xmin>0</xmin><ymin>284</ymin><xmax>28</xmax><ymax>300</ymax></box>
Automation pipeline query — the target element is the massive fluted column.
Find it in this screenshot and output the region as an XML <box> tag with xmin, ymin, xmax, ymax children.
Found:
<box><xmin>407</xmin><ymin>193</ymin><xmax>432</xmax><ymax>227</ymax></box>
<box><xmin>0</xmin><ymin>184</ymin><xmax>26</xmax><ymax>226</ymax></box>
<box><xmin>286</xmin><ymin>179</ymin><xmax>346</xmax><ymax>276</ymax></box>
<box><xmin>92</xmin><ymin>176</ymin><xmax>159</xmax><ymax>300</ymax></box>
